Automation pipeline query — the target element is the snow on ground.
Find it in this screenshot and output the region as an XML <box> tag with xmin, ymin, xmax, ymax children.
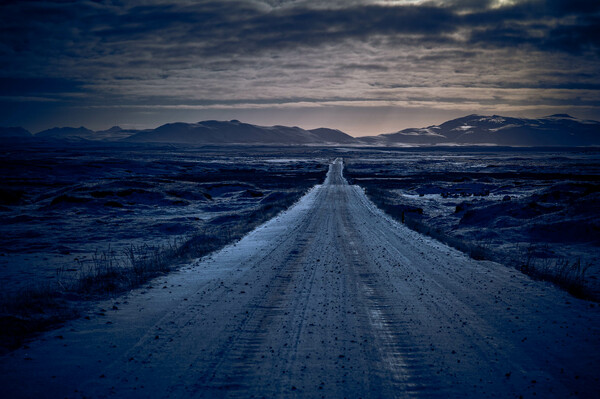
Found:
<box><xmin>0</xmin><ymin>144</ymin><xmax>327</xmax><ymax>296</ymax></box>
<box><xmin>0</xmin><ymin>159</ymin><xmax>598</xmax><ymax>398</ymax></box>
<box><xmin>345</xmin><ymin>148</ymin><xmax>600</xmax><ymax>295</ymax></box>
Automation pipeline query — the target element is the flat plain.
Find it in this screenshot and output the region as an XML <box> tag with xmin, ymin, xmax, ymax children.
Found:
<box><xmin>0</xmin><ymin>145</ymin><xmax>598</xmax><ymax>398</ymax></box>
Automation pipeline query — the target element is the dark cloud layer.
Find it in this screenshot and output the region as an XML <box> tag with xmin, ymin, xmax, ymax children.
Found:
<box><xmin>0</xmin><ymin>0</ymin><xmax>599</xmax><ymax>134</ymax></box>
<box><xmin>4</xmin><ymin>0</ymin><xmax>598</xmax><ymax>57</ymax></box>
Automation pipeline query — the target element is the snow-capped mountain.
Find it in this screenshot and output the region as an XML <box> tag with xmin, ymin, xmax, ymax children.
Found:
<box><xmin>1</xmin><ymin>114</ymin><xmax>598</xmax><ymax>146</ymax></box>
<box><xmin>378</xmin><ymin>114</ymin><xmax>600</xmax><ymax>146</ymax></box>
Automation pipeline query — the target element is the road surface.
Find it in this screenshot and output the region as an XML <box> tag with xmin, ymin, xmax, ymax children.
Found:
<box><xmin>1</xmin><ymin>159</ymin><xmax>599</xmax><ymax>398</ymax></box>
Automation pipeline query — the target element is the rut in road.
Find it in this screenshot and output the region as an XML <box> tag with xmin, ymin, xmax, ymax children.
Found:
<box><xmin>1</xmin><ymin>159</ymin><xmax>599</xmax><ymax>399</ymax></box>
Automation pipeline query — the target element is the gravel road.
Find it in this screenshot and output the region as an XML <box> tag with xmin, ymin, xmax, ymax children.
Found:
<box><xmin>1</xmin><ymin>159</ymin><xmax>599</xmax><ymax>398</ymax></box>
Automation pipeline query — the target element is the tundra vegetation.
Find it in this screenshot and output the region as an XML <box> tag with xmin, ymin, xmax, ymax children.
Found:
<box><xmin>343</xmin><ymin>147</ymin><xmax>599</xmax><ymax>301</ymax></box>
<box><xmin>0</xmin><ymin>143</ymin><xmax>328</xmax><ymax>352</ymax></box>
<box><xmin>1</xmin><ymin>144</ymin><xmax>598</xmax><ymax>354</ymax></box>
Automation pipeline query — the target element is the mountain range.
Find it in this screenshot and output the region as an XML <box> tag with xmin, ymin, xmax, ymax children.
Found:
<box><xmin>1</xmin><ymin>114</ymin><xmax>599</xmax><ymax>147</ymax></box>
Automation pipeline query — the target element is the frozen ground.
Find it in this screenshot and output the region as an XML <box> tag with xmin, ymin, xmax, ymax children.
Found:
<box><xmin>0</xmin><ymin>144</ymin><xmax>327</xmax><ymax>296</ymax></box>
<box><xmin>344</xmin><ymin>148</ymin><xmax>600</xmax><ymax>296</ymax></box>
<box><xmin>0</xmin><ymin>159</ymin><xmax>598</xmax><ymax>398</ymax></box>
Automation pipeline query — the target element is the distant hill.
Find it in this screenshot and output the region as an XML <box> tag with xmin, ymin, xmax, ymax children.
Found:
<box><xmin>2</xmin><ymin>114</ymin><xmax>598</xmax><ymax>146</ymax></box>
<box><xmin>377</xmin><ymin>114</ymin><xmax>600</xmax><ymax>146</ymax></box>
<box><xmin>34</xmin><ymin>126</ymin><xmax>138</xmax><ymax>141</ymax></box>
<box><xmin>112</xmin><ymin>114</ymin><xmax>600</xmax><ymax>146</ymax></box>
<box><xmin>125</xmin><ymin>120</ymin><xmax>357</xmax><ymax>145</ymax></box>
<box><xmin>36</xmin><ymin>126</ymin><xmax>95</xmax><ymax>140</ymax></box>
<box><xmin>0</xmin><ymin>127</ymin><xmax>32</xmax><ymax>139</ymax></box>
<box><xmin>309</xmin><ymin>128</ymin><xmax>358</xmax><ymax>144</ymax></box>
<box><xmin>94</xmin><ymin>126</ymin><xmax>144</xmax><ymax>141</ymax></box>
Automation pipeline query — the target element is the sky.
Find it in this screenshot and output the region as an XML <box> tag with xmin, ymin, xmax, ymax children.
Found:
<box><xmin>1</xmin><ymin>0</ymin><xmax>599</xmax><ymax>136</ymax></box>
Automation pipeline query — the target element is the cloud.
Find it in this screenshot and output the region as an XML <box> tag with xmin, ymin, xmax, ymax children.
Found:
<box><xmin>0</xmin><ymin>0</ymin><xmax>598</xmax><ymax>130</ymax></box>
<box><xmin>4</xmin><ymin>0</ymin><xmax>597</xmax><ymax>63</ymax></box>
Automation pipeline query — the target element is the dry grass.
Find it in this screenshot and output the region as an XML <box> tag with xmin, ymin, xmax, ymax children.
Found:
<box><xmin>519</xmin><ymin>247</ymin><xmax>593</xmax><ymax>300</ymax></box>
<box><xmin>0</xmin><ymin>188</ymin><xmax>309</xmax><ymax>353</ymax></box>
<box><xmin>356</xmin><ymin>184</ymin><xmax>597</xmax><ymax>302</ymax></box>
<box><xmin>360</xmin><ymin>185</ymin><xmax>492</xmax><ymax>261</ymax></box>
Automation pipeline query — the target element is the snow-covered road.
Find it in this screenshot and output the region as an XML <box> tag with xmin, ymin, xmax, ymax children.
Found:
<box><xmin>1</xmin><ymin>159</ymin><xmax>599</xmax><ymax>398</ymax></box>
